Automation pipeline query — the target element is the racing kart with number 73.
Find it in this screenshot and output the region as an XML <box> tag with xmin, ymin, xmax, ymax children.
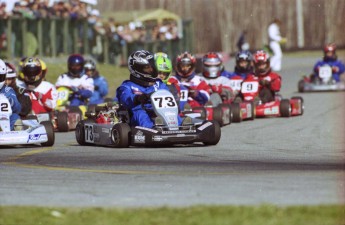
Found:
<box><xmin>75</xmin><ymin>89</ymin><xmax>221</xmax><ymax>147</ymax></box>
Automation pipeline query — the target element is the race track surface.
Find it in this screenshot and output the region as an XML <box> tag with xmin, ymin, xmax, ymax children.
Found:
<box><xmin>0</xmin><ymin>55</ymin><xmax>344</xmax><ymax>207</ymax></box>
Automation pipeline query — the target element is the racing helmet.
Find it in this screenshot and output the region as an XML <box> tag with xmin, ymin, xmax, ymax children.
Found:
<box><xmin>22</xmin><ymin>57</ymin><xmax>44</xmax><ymax>87</ymax></box>
<box><xmin>253</xmin><ymin>50</ymin><xmax>270</xmax><ymax>76</ymax></box>
<box><xmin>128</xmin><ymin>50</ymin><xmax>158</xmax><ymax>87</ymax></box>
<box><xmin>0</xmin><ymin>59</ymin><xmax>6</xmax><ymax>89</ymax></box>
<box><xmin>5</xmin><ymin>62</ymin><xmax>17</xmax><ymax>78</ymax></box>
<box><xmin>68</xmin><ymin>54</ymin><xmax>85</xmax><ymax>78</ymax></box>
<box><xmin>235</xmin><ymin>50</ymin><xmax>253</xmax><ymax>73</ymax></box>
<box><xmin>84</xmin><ymin>59</ymin><xmax>97</xmax><ymax>77</ymax></box>
<box><xmin>175</xmin><ymin>51</ymin><xmax>196</xmax><ymax>77</ymax></box>
<box><xmin>39</xmin><ymin>59</ymin><xmax>47</xmax><ymax>80</ymax></box>
<box><xmin>202</xmin><ymin>52</ymin><xmax>222</xmax><ymax>79</ymax></box>
<box><xmin>18</xmin><ymin>56</ymin><xmax>27</xmax><ymax>81</ymax></box>
<box><xmin>155</xmin><ymin>54</ymin><xmax>172</xmax><ymax>83</ymax></box>
<box><xmin>323</xmin><ymin>43</ymin><xmax>337</xmax><ymax>61</ymax></box>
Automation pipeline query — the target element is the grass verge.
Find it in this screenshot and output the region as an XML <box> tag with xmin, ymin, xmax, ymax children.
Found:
<box><xmin>0</xmin><ymin>204</ymin><xmax>344</xmax><ymax>225</ymax></box>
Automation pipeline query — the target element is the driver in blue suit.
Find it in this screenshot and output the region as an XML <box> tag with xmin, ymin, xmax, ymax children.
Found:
<box><xmin>116</xmin><ymin>50</ymin><xmax>182</xmax><ymax>128</ymax></box>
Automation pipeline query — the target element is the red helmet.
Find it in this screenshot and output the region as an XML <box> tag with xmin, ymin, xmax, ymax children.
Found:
<box><xmin>175</xmin><ymin>52</ymin><xmax>196</xmax><ymax>77</ymax></box>
<box><xmin>323</xmin><ymin>43</ymin><xmax>337</xmax><ymax>60</ymax></box>
<box><xmin>202</xmin><ymin>52</ymin><xmax>222</xmax><ymax>78</ymax></box>
<box><xmin>253</xmin><ymin>50</ymin><xmax>270</xmax><ymax>75</ymax></box>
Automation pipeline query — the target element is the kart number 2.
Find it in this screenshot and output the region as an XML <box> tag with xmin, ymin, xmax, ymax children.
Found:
<box><xmin>85</xmin><ymin>124</ymin><xmax>94</xmax><ymax>143</ymax></box>
<box><xmin>153</xmin><ymin>97</ymin><xmax>176</xmax><ymax>108</ymax></box>
<box><xmin>0</xmin><ymin>102</ymin><xmax>9</xmax><ymax>112</ymax></box>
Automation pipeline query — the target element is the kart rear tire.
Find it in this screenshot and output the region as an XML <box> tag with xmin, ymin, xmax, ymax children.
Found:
<box><xmin>249</xmin><ymin>101</ymin><xmax>256</xmax><ymax>120</ymax></box>
<box><xmin>280</xmin><ymin>99</ymin><xmax>291</xmax><ymax>117</ymax></box>
<box><xmin>203</xmin><ymin>120</ymin><xmax>221</xmax><ymax>146</ymax></box>
<box><xmin>57</xmin><ymin>111</ymin><xmax>69</xmax><ymax>132</ymax></box>
<box><xmin>220</xmin><ymin>103</ymin><xmax>232</xmax><ymax>125</ymax></box>
<box><xmin>231</xmin><ymin>102</ymin><xmax>242</xmax><ymax>123</ymax></box>
<box><xmin>291</xmin><ymin>96</ymin><xmax>304</xmax><ymax>115</ymax></box>
<box><xmin>40</xmin><ymin>121</ymin><xmax>55</xmax><ymax>146</ymax></box>
<box><xmin>111</xmin><ymin>123</ymin><xmax>131</xmax><ymax>148</ymax></box>
<box><xmin>212</xmin><ymin>105</ymin><xmax>224</xmax><ymax>126</ymax></box>
<box><xmin>298</xmin><ymin>80</ymin><xmax>305</xmax><ymax>93</ymax></box>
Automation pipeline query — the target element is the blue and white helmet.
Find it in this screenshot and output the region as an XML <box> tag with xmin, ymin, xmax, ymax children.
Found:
<box><xmin>128</xmin><ymin>50</ymin><xmax>158</xmax><ymax>86</ymax></box>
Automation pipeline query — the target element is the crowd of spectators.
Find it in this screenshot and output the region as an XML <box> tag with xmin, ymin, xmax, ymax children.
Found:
<box><xmin>0</xmin><ymin>0</ymin><xmax>181</xmax><ymax>64</ymax></box>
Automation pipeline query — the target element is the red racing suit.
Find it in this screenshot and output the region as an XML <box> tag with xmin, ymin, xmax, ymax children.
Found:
<box><xmin>17</xmin><ymin>80</ymin><xmax>58</xmax><ymax>114</ymax></box>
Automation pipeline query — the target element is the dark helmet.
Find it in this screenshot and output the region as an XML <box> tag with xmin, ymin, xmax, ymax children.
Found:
<box><xmin>253</xmin><ymin>50</ymin><xmax>270</xmax><ymax>76</ymax></box>
<box><xmin>175</xmin><ymin>51</ymin><xmax>196</xmax><ymax>77</ymax></box>
<box><xmin>323</xmin><ymin>43</ymin><xmax>337</xmax><ymax>61</ymax></box>
<box><xmin>235</xmin><ymin>50</ymin><xmax>253</xmax><ymax>73</ymax></box>
<box><xmin>22</xmin><ymin>57</ymin><xmax>44</xmax><ymax>87</ymax></box>
<box><xmin>202</xmin><ymin>52</ymin><xmax>222</xmax><ymax>79</ymax></box>
<box><xmin>68</xmin><ymin>54</ymin><xmax>85</xmax><ymax>77</ymax></box>
<box><xmin>128</xmin><ymin>50</ymin><xmax>158</xmax><ymax>86</ymax></box>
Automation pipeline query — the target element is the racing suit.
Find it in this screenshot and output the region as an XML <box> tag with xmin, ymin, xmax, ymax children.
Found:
<box><xmin>224</xmin><ymin>66</ymin><xmax>254</xmax><ymax>95</ymax></box>
<box><xmin>172</xmin><ymin>72</ymin><xmax>210</xmax><ymax>111</ymax></box>
<box><xmin>312</xmin><ymin>58</ymin><xmax>345</xmax><ymax>82</ymax></box>
<box><xmin>55</xmin><ymin>73</ymin><xmax>94</xmax><ymax>106</ymax></box>
<box><xmin>116</xmin><ymin>79</ymin><xmax>181</xmax><ymax>128</ymax></box>
<box><xmin>245</xmin><ymin>70</ymin><xmax>281</xmax><ymax>103</ymax></box>
<box><xmin>0</xmin><ymin>85</ymin><xmax>21</xmax><ymax>130</ymax></box>
<box><xmin>89</xmin><ymin>71</ymin><xmax>108</xmax><ymax>105</ymax></box>
<box><xmin>202</xmin><ymin>75</ymin><xmax>234</xmax><ymax>105</ymax></box>
<box><xmin>17</xmin><ymin>80</ymin><xmax>57</xmax><ymax>114</ymax></box>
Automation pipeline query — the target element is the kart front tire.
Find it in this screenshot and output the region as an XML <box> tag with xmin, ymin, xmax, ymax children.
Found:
<box><xmin>212</xmin><ymin>105</ymin><xmax>224</xmax><ymax>126</ymax></box>
<box><xmin>111</xmin><ymin>123</ymin><xmax>131</xmax><ymax>148</ymax></box>
<box><xmin>280</xmin><ymin>99</ymin><xmax>291</xmax><ymax>117</ymax></box>
<box><xmin>298</xmin><ymin>80</ymin><xmax>305</xmax><ymax>93</ymax></box>
<box><xmin>75</xmin><ymin>120</ymin><xmax>86</xmax><ymax>145</ymax></box>
<box><xmin>57</xmin><ymin>111</ymin><xmax>69</xmax><ymax>132</ymax></box>
<box><xmin>41</xmin><ymin>121</ymin><xmax>55</xmax><ymax>146</ymax></box>
<box><xmin>203</xmin><ymin>120</ymin><xmax>221</xmax><ymax>146</ymax></box>
<box><xmin>231</xmin><ymin>103</ymin><xmax>242</xmax><ymax>123</ymax></box>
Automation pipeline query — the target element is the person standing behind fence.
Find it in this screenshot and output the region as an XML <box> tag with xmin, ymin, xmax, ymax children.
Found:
<box><xmin>268</xmin><ymin>18</ymin><xmax>286</xmax><ymax>72</ymax></box>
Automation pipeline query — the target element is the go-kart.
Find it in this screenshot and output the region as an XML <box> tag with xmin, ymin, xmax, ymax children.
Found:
<box><xmin>179</xmin><ymin>85</ymin><xmax>232</xmax><ymax>127</ymax></box>
<box><xmin>239</xmin><ymin>76</ymin><xmax>304</xmax><ymax>118</ymax></box>
<box><xmin>35</xmin><ymin>86</ymin><xmax>84</xmax><ymax>132</ymax></box>
<box><xmin>298</xmin><ymin>65</ymin><xmax>345</xmax><ymax>92</ymax></box>
<box><xmin>75</xmin><ymin>89</ymin><xmax>221</xmax><ymax>147</ymax></box>
<box><xmin>0</xmin><ymin>94</ymin><xmax>54</xmax><ymax>146</ymax></box>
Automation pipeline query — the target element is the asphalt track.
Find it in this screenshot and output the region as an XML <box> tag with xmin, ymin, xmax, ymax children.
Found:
<box><xmin>0</xmin><ymin>55</ymin><xmax>344</xmax><ymax>207</ymax></box>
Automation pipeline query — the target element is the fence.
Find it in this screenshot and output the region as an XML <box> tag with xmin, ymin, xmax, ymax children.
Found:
<box><xmin>0</xmin><ymin>17</ymin><xmax>194</xmax><ymax>64</ymax></box>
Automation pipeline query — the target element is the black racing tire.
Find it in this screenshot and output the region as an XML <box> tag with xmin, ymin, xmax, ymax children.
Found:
<box><xmin>280</xmin><ymin>99</ymin><xmax>291</xmax><ymax>117</ymax></box>
<box><xmin>212</xmin><ymin>105</ymin><xmax>224</xmax><ymax>126</ymax></box>
<box><xmin>75</xmin><ymin>120</ymin><xmax>87</xmax><ymax>145</ymax></box>
<box><xmin>298</xmin><ymin>80</ymin><xmax>305</xmax><ymax>93</ymax></box>
<box><xmin>40</xmin><ymin>121</ymin><xmax>55</xmax><ymax>146</ymax></box>
<box><xmin>111</xmin><ymin>123</ymin><xmax>131</xmax><ymax>148</ymax></box>
<box><xmin>203</xmin><ymin>120</ymin><xmax>221</xmax><ymax>146</ymax></box>
<box><xmin>291</xmin><ymin>96</ymin><xmax>304</xmax><ymax>115</ymax></box>
<box><xmin>231</xmin><ymin>102</ymin><xmax>242</xmax><ymax>123</ymax></box>
<box><xmin>249</xmin><ymin>101</ymin><xmax>256</xmax><ymax>120</ymax></box>
<box><xmin>220</xmin><ymin>103</ymin><xmax>232</xmax><ymax>125</ymax></box>
<box><xmin>57</xmin><ymin>111</ymin><xmax>69</xmax><ymax>132</ymax></box>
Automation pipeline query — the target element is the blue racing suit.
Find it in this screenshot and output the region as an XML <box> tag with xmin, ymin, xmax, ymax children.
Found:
<box><xmin>89</xmin><ymin>73</ymin><xmax>108</xmax><ymax>105</ymax></box>
<box><xmin>312</xmin><ymin>58</ymin><xmax>345</xmax><ymax>82</ymax></box>
<box><xmin>116</xmin><ymin>79</ymin><xmax>182</xmax><ymax>128</ymax></box>
<box><xmin>0</xmin><ymin>85</ymin><xmax>21</xmax><ymax>130</ymax></box>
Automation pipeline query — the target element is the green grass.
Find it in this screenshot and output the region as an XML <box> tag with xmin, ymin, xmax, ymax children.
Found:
<box><xmin>0</xmin><ymin>205</ymin><xmax>344</xmax><ymax>225</ymax></box>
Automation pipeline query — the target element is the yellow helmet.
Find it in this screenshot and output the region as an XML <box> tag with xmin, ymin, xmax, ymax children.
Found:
<box><xmin>18</xmin><ymin>57</ymin><xmax>47</xmax><ymax>81</ymax></box>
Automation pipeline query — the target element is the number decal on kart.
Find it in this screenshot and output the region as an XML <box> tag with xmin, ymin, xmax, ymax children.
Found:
<box><xmin>319</xmin><ymin>65</ymin><xmax>332</xmax><ymax>80</ymax></box>
<box><xmin>180</xmin><ymin>90</ymin><xmax>188</xmax><ymax>101</ymax></box>
<box><xmin>0</xmin><ymin>102</ymin><xmax>9</xmax><ymax>112</ymax></box>
<box><xmin>57</xmin><ymin>91</ymin><xmax>67</xmax><ymax>100</ymax></box>
<box><xmin>241</xmin><ymin>81</ymin><xmax>259</xmax><ymax>93</ymax></box>
<box><xmin>85</xmin><ymin>124</ymin><xmax>94</xmax><ymax>143</ymax></box>
<box><xmin>230</xmin><ymin>80</ymin><xmax>243</xmax><ymax>91</ymax></box>
<box><xmin>153</xmin><ymin>97</ymin><xmax>177</xmax><ymax>108</ymax></box>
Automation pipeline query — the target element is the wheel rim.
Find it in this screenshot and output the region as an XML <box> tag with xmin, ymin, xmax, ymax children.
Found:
<box><xmin>112</xmin><ymin>129</ymin><xmax>120</xmax><ymax>145</ymax></box>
